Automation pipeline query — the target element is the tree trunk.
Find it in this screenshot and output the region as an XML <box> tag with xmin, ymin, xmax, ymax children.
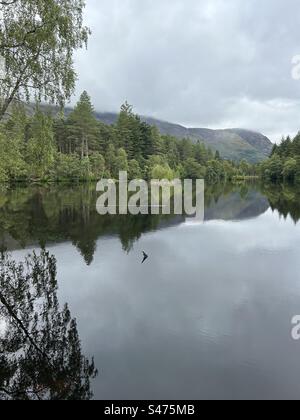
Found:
<box><xmin>85</xmin><ymin>137</ymin><xmax>89</xmax><ymax>157</ymax></box>
<box><xmin>0</xmin><ymin>98</ymin><xmax>12</xmax><ymax>122</ymax></box>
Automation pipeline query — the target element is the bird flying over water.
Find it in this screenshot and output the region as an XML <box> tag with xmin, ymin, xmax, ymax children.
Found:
<box><xmin>142</xmin><ymin>251</ymin><xmax>149</xmax><ymax>264</ymax></box>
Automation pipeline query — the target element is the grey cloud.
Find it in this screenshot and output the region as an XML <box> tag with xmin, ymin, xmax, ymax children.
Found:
<box><xmin>73</xmin><ymin>0</ymin><xmax>300</xmax><ymax>142</ymax></box>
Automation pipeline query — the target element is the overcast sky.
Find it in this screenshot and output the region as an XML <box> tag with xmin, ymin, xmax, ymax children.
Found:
<box><xmin>73</xmin><ymin>0</ymin><xmax>300</xmax><ymax>143</ymax></box>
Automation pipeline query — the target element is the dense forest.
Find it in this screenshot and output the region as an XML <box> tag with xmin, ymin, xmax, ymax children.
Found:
<box><xmin>260</xmin><ymin>134</ymin><xmax>300</xmax><ymax>183</ymax></box>
<box><xmin>0</xmin><ymin>92</ymin><xmax>257</xmax><ymax>183</ymax></box>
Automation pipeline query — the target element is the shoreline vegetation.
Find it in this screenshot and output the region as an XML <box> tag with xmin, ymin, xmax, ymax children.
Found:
<box><xmin>0</xmin><ymin>93</ymin><xmax>261</xmax><ymax>185</ymax></box>
<box><xmin>261</xmin><ymin>135</ymin><xmax>300</xmax><ymax>184</ymax></box>
<box><xmin>1</xmin><ymin>94</ymin><xmax>299</xmax><ymax>188</ymax></box>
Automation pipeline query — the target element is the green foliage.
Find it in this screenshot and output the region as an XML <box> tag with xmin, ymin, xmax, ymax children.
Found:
<box><xmin>0</xmin><ymin>105</ymin><xmax>28</xmax><ymax>180</ymax></box>
<box><xmin>0</xmin><ymin>97</ymin><xmax>256</xmax><ymax>183</ymax></box>
<box><xmin>261</xmin><ymin>133</ymin><xmax>300</xmax><ymax>184</ymax></box>
<box><xmin>151</xmin><ymin>163</ymin><xmax>175</xmax><ymax>181</ymax></box>
<box><xmin>26</xmin><ymin>109</ymin><xmax>55</xmax><ymax>179</ymax></box>
<box><xmin>114</xmin><ymin>148</ymin><xmax>129</xmax><ymax>174</ymax></box>
<box><xmin>54</xmin><ymin>153</ymin><xmax>82</xmax><ymax>181</ymax></box>
<box><xmin>239</xmin><ymin>159</ymin><xmax>250</xmax><ymax>174</ymax></box>
<box><xmin>128</xmin><ymin>159</ymin><xmax>142</xmax><ymax>179</ymax></box>
<box><xmin>215</xmin><ymin>150</ymin><xmax>221</xmax><ymax>160</ymax></box>
<box><xmin>79</xmin><ymin>156</ymin><xmax>92</xmax><ymax>180</ymax></box>
<box><xmin>206</xmin><ymin>160</ymin><xmax>226</xmax><ymax>183</ymax></box>
<box><xmin>66</xmin><ymin>91</ymin><xmax>99</xmax><ymax>157</ymax></box>
<box><xmin>0</xmin><ymin>0</ymin><xmax>90</xmax><ymax>120</ymax></box>
<box><xmin>260</xmin><ymin>156</ymin><xmax>283</xmax><ymax>182</ymax></box>
<box><xmin>283</xmin><ymin>158</ymin><xmax>297</xmax><ymax>182</ymax></box>
<box><xmin>89</xmin><ymin>152</ymin><xmax>105</xmax><ymax>178</ymax></box>
<box><xmin>105</xmin><ymin>142</ymin><xmax>116</xmax><ymax>177</ymax></box>
<box><xmin>182</xmin><ymin>158</ymin><xmax>206</xmax><ymax>179</ymax></box>
<box><xmin>0</xmin><ymin>131</ymin><xmax>9</xmax><ymax>183</ymax></box>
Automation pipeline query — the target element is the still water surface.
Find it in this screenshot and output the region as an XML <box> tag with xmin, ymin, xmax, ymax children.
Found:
<box><xmin>1</xmin><ymin>182</ymin><xmax>300</xmax><ymax>400</ymax></box>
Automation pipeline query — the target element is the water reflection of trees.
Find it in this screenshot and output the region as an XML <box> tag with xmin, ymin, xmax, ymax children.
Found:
<box><xmin>260</xmin><ymin>183</ymin><xmax>300</xmax><ymax>224</ymax></box>
<box><xmin>0</xmin><ymin>182</ymin><xmax>300</xmax><ymax>264</ymax></box>
<box><xmin>0</xmin><ymin>250</ymin><xmax>97</xmax><ymax>400</ymax></box>
<box><xmin>1</xmin><ymin>182</ymin><xmax>298</xmax><ymax>265</ymax></box>
<box><xmin>0</xmin><ymin>184</ymin><xmax>184</xmax><ymax>264</ymax></box>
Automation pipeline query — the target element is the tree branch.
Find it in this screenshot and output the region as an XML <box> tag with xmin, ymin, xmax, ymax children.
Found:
<box><xmin>0</xmin><ymin>24</ymin><xmax>46</xmax><ymax>50</ymax></box>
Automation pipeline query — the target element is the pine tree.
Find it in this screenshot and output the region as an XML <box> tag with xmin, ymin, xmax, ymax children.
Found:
<box><xmin>116</xmin><ymin>102</ymin><xmax>137</xmax><ymax>158</ymax></box>
<box><xmin>140</xmin><ymin>122</ymin><xmax>154</xmax><ymax>160</ymax></box>
<box><xmin>105</xmin><ymin>142</ymin><xmax>116</xmax><ymax>177</ymax></box>
<box><xmin>67</xmin><ymin>91</ymin><xmax>99</xmax><ymax>158</ymax></box>
<box><xmin>54</xmin><ymin>115</ymin><xmax>68</xmax><ymax>154</ymax></box>
<box><xmin>215</xmin><ymin>150</ymin><xmax>221</xmax><ymax>161</ymax></box>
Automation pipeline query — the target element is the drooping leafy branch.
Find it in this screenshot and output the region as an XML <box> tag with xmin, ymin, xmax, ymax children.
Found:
<box><xmin>0</xmin><ymin>0</ymin><xmax>90</xmax><ymax>120</ymax></box>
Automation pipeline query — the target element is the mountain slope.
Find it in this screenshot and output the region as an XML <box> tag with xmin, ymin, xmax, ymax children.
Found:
<box><xmin>227</xmin><ymin>128</ymin><xmax>273</xmax><ymax>157</ymax></box>
<box><xmin>94</xmin><ymin>112</ymin><xmax>273</xmax><ymax>163</ymax></box>
<box><xmin>20</xmin><ymin>104</ymin><xmax>273</xmax><ymax>163</ymax></box>
<box><xmin>187</xmin><ymin>127</ymin><xmax>272</xmax><ymax>163</ymax></box>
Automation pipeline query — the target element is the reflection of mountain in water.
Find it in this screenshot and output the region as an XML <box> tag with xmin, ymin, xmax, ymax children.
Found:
<box><xmin>0</xmin><ymin>183</ymin><xmax>291</xmax><ymax>265</ymax></box>
<box><xmin>205</xmin><ymin>190</ymin><xmax>269</xmax><ymax>221</ymax></box>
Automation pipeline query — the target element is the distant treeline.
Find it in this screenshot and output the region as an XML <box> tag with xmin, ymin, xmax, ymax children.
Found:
<box><xmin>260</xmin><ymin>134</ymin><xmax>300</xmax><ymax>183</ymax></box>
<box><xmin>0</xmin><ymin>92</ymin><xmax>257</xmax><ymax>183</ymax></box>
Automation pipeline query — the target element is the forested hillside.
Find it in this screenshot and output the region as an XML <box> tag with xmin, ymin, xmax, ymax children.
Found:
<box><xmin>0</xmin><ymin>92</ymin><xmax>258</xmax><ymax>183</ymax></box>
<box><xmin>260</xmin><ymin>134</ymin><xmax>300</xmax><ymax>183</ymax></box>
<box><xmin>79</xmin><ymin>112</ymin><xmax>272</xmax><ymax>163</ymax></box>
